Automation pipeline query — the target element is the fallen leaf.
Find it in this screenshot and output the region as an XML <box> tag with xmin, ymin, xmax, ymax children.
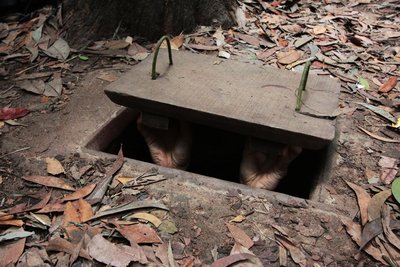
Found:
<box><xmin>154</xmin><ymin>243</ymin><xmax>169</xmax><ymax>266</ymax></box>
<box><xmin>44</xmin><ymin>72</ymin><xmax>62</xmax><ymax>97</ymax></box>
<box><xmin>391</xmin><ymin>178</ymin><xmax>400</xmax><ymax>204</ymax></box>
<box><xmin>46</xmin><ymin>237</ymin><xmax>91</xmax><ymax>259</ymax></box>
<box><xmin>117</xmin><ymin>176</ymin><xmax>135</xmax><ymax>185</ymax></box>
<box><xmin>188</xmin><ymin>44</ymin><xmax>219</xmax><ymax>51</ymax></box>
<box><xmin>30</xmin><ymin>213</ymin><xmax>51</xmax><ymax>226</ymax></box>
<box><xmin>105</xmin><ymin>40</ymin><xmax>130</xmax><ymax>50</ymax></box>
<box><xmin>230</xmin><ymin>214</ymin><xmax>246</xmax><ymax>223</ymax></box>
<box><xmin>367</xmin><ymin>189</ymin><xmax>392</xmax><ymax>221</ymax></box>
<box><xmin>293</xmin><ymin>36</ymin><xmax>314</xmax><ymax>48</ymax></box>
<box><xmin>168</xmin><ymin>241</ymin><xmax>177</xmax><ymax>267</ymax></box>
<box><xmin>313</xmin><ymin>25</ymin><xmax>327</xmax><ymax>35</ymax></box>
<box><xmin>382</xmin><ymin>206</ymin><xmax>400</xmax><ymax>251</ymax></box>
<box><xmin>128</xmin><ymin>43</ymin><xmax>149</xmax><ymax>61</ymax></box>
<box><xmin>226</xmin><ymin>223</ymin><xmax>254</xmax><ymax>249</ymax></box>
<box><xmin>88</xmin><ymin>200</ymin><xmax>168</xmax><ymax>221</ymax></box>
<box><xmin>158</xmin><ymin>220</ymin><xmax>178</xmax><ymax>234</ymax></box>
<box><xmin>17</xmin><ymin>247</ymin><xmax>51</xmax><ymax>267</ymax></box>
<box><xmin>379</xmin><ymin>76</ymin><xmax>397</xmax><ymax>93</ymax></box>
<box><xmin>275</xmin><ymin>235</ymin><xmax>307</xmax><ymax>267</ymax></box>
<box><xmin>230</xmin><ymin>243</ymin><xmax>264</xmax><ymax>266</ymax></box>
<box><xmin>341</xmin><ymin>218</ymin><xmax>386</xmax><ymax>264</ymax></box>
<box><xmin>218</xmin><ymin>50</ymin><xmax>231</xmax><ymax>59</ymax></box>
<box><xmin>97</xmin><ymin>72</ymin><xmax>118</xmax><ymax>82</ymax></box>
<box><xmin>211</xmin><ymin>254</ymin><xmax>251</xmax><ymax>267</ymax></box>
<box><xmin>0</xmin><ymin>230</ymin><xmax>33</xmax><ymax>242</ymax></box>
<box><xmin>170</xmin><ymin>34</ymin><xmax>184</xmax><ymax>50</ymax></box>
<box><xmin>0</xmin><ymin>212</ymin><xmax>14</xmax><ymax>221</ymax></box>
<box><xmin>0</xmin><ymin>107</ymin><xmax>29</xmax><ymax>120</ymax></box>
<box><xmin>0</xmin><ymin>219</ymin><xmax>24</xmax><ymax>227</ymax></box>
<box><xmin>17</xmin><ymin>79</ymin><xmax>46</xmax><ymax>95</ymax></box>
<box><xmin>277</xmin><ymin>50</ymin><xmax>302</xmax><ymax>64</ymax></box>
<box><xmin>379</xmin><ymin>156</ymin><xmax>400</xmax><ymax>184</ymax></box>
<box><xmin>79</xmin><ymin>54</ymin><xmax>89</xmax><ymax>61</ymax></box>
<box><xmin>88</xmin><ymin>234</ymin><xmax>137</xmax><ymax>267</ymax></box>
<box><xmin>235</xmin><ymin>33</ymin><xmax>260</xmax><ymax>47</ymax></box>
<box><xmin>358</xmin><ymin>103</ymin><xmax>396</xmax><ymax>123</ymax></box>
<box><xmin>358</xmin><ymin>77</ymin><xmax>370</xmax><ymax>91</ymax></box>
<box><xmin>116</xmin><ymin>223</ymin><xmax>162</xmax><ymax>244</ymax></box>
<box><xmin>127</xmin><ymin>212</ymin><xmax>162</xmax><ymax>227</ymax></box>
<box><xmin>37</xmin><ymin>202</ymin><xmax>65</xmax><ymax>213</ymax></box>
<box><xmin>360</xmin><ymin>218</ymin><xmax>383</xmax><ymax>250</ymax></box>
<box><xmin>22</xmin><ymin>191</ymin><xmax>52</xmax><ymax>213</ymax></box>
<box><xmin>42</xmin><ymin>38</ymin><xmax>70</xmax><ymax>60</ymax></box>
<box><xmin>23</xmin><ymin>176</ymin><xmax>75</xmax><ymax>191</ymax></box>
<box><xmin>64</xmin><ymin>201</ymin><xmax>80</xmax><ymax>226</ymax></box>
<box><xmin>345</xmin><ymin>181</ymin><xmax>371</xmax><ymax>225</ymax></box>
<box><xmin>0</xmin><ymin>228</ymin><xmax>26</xmax><ymax>266</ymax></box>
<box><xmin>46</xmin><ymin>157</ymin><xmax>65</xmax><ymax>175</ymax></box>
<box><xmin>78</xmin><ymin>199</ymin><xmax>94</xmax><ymax>222</ymax></box>
<box><xmin>213</xmin><ymin>28</ymin><xmax>225</xmax><ymax>46</ymax></box>
<box><xmin>61</xmin><ymin>183</ymin><xmax>96</xmax><ymax>202</ymax></box>
<box><xmin>86</xmin><ymin>148</ymin><xmax>124</xmax><ymax>203</ymax></box>
<box><xmin>358</xmin><ymin>126</ymin><xmax>400</xmax><ymax>144</ymax></box>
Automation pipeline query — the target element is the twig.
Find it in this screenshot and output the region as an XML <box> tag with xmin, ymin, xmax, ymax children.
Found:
<box><xmin>0</xmin><ymin>147</ymin><xmax>31</xmax><ymax>159</ymax></box>
<box><xmin>295</xmin><ymin>61</ymin><xmax>311</xmax><ymax>112</ymax></box>
<box><xmin>112</xmin><ymin>19</ymin><xmax>123</xmax><ymax>40</ymax></box>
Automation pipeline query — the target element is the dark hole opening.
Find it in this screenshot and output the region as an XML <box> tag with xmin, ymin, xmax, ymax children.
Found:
<box><xmin>101</xmin><ymin>112</ymin><xmax>329</xmax><ymax>199</ymax></box>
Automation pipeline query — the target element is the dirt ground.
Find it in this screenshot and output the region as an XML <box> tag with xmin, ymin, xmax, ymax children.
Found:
<box><xmin>0</xmin><ymin>0</ymin><xmax>399</xmax><ymax>266</ymax></box>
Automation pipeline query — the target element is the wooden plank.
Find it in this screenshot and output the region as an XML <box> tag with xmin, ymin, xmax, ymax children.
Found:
<box><xmin>105</xmin><ymin>50</ymin><xmax>340</xmax><ymax>150</ymax></box>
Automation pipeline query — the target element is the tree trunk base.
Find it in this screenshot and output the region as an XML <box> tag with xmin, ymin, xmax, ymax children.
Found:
<box><xmin>63</xmin><ymin>0</ymin><xmax>237</xmax><ymax>46</ymax></box>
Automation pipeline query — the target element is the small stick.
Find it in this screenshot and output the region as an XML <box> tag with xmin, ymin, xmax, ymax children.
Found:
<box><xmin>295</xmin><ymin>61</ymin><xmax>311</xmax><ymax>112</ymax></box>
<box><xmin>0</xmin><ymin>146</ymin><xmax>30</xmax><ymax>159</ymax></box>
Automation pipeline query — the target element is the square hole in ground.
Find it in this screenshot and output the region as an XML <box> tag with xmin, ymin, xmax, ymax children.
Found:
<box><xmin>85</xmin><ymin>108</ymin><xmax>333</xmax><ymax>199</ymax></box>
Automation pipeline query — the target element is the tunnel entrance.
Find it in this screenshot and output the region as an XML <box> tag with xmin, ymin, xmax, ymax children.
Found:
<box><xmin>85</xmin><ymin>108</ymin><xmax>333</xmax><ymax>199</ymax></box>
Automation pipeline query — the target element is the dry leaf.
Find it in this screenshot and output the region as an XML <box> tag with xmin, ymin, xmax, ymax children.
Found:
<box><xmin>0</xmin><ymin>212</ymin><xmax>14</xmax><ymax>221</ymax></box>
<box><xmin>116</xmin><ymin>223</ymin><xmax>162</xmax><ymax>244</ymax></box>
<box><xmin>88</xmin><ymin>234</ymin><xmax>137</xmax><ymax>267</ymax></box>
<box><xmin>313</xmin><ymin>25</ymin><xmax>327</xmax><ymax>35</ymax></box>
<box><xmin>277</xmin><ymin>50</ymin><xmax>301</xmax><ymax>64</ymax></box>
<box><xmin>63</xmin><ymin>201</ymin><xmax>80</xmax><ymax>228</ymax></box>
<box><xmin>230</xmin><ymin>215</ymin><xmax>246</xmax><ymax>223</ymax></box>
<box><xmin>30</xmin><ymin>213</ymin><xmax>51</xmax><ymax>226</ymax></box>
<box><xmin>211</xmin><ymin>253</ymin><xmax>252</xmax><ymax>267</ymax></box>
<box><xmin>23</xmin><ymin>191</ymin><xmax>52</xmax><ymax>213</ymax></box>
<box><xmin>37</xmin><ymin>202</ymin><xmax>65</xmax><ymax>213</ymax></box>
<box><xmin>341</xmin><ymin>218</ymin><xmax>386</xmax><ymax>264</ymax></box>
<box><xmin>47</xmin><ymin>237</ymin><xmax>91</xmax><ymax>259</ymax></box>
<box><xmin>360</xmin><ymin>218</ymin><xmax>383</xmax><ymax>250</ymax></box>
<box><xmin>382</xmin><ymin>206</ymin><xmax>400</xmax><ymax>251</ymax></box>
<box><xmin>0</xmin><ymin>228</ymin><xmax>26</xmax><ymax>266</ymax></box>
<box><xmin>97</xmin><ymin>72</ymin><xmax>117</xmax><ymax>82</ymax></box>
<box><xmin>104</xmin><ymin>40</ymin><xmax>130</xmax><ymax>50</ymax></box>
<box><xmin>61</xmin><ymin>184</ymin><xmax>96</xmax><ymax>202</ymax></box>
<box><xmin>358</xmin><ymin>126</ymin><xmax>400</xmax><ymax>143</ymax></box>
<box><xmin>235</xmin><ymin>33</ymin><xmax>260</xmax><ymax>47</ymax></box>
<box><xmin>78</xmin><ymin>199</ymin><xmax>94</xmax><ymax>222</ymax></box>
<box><xmin>345</xmin><ymin>181</ymin><xmax>371</xmax><ymax>225</ymax></box>
<box><xmin>171</xmin><ymin>34</ymin><xmax>184</xmax><ymax>50</ymax></box>
<box><xmin>127</xmin><ymin>212</ymin><xmax>162</xmax><ymax>227</ymax></box>
<box><xmin>188</xmin><ymin>44</ymin><xmax>219</xmax><ymax>51</ymax></box>
<box><xmin>23</xmin><ymin>176</ymin><xmax>75</xmax><ymax>191</ymax></box>
<box><xmin>367</xmin><ymin>189</ymin><xmax>392</xmax><ymax>221</ymax></box>
<box><xmin>230</xmin><ymin>243</ymin><xmax>263</xmax><ymax>266</ymax></box>
<box><xmin>0</xmin><ymin>219</ymin><xmax>24</xmax><ymax>227</ymax></box>
<box><xmin>225</xmin><ymin>223</ymin><xmax>254</xmax><ymax>249</ymax></box>
<box><xmin>116</xmin><ymin>176</ymin><xmax>135</xmax><ymax>185</ymax></box>
<box><xmin>379</xmin><ymin>76</ymin><xmax>397</xmax><ymax>93</ymax></box>
<box><xmin>275</xmin><ymin>235</ymin><xmax>307</xmax><ymax>267</ymax></box>
<box><xmin>218</xmin><ymin>50</ymin><xmax>231</xmax><ymax>59</ymax></box>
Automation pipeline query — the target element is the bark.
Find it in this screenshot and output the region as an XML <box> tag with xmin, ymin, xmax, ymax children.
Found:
<box><xmin>63</xmin><ymin>0</ymin><xmax>236</xmax><ymax>47</ymax></box>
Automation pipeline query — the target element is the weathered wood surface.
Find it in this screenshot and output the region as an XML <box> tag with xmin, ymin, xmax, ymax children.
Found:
<box><xmin>105</xmin><ymin>50</ymin><xmax>340</xmax><ymax>149</ymax></box>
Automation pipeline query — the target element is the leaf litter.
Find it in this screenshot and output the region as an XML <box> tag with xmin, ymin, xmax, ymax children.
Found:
<box><xmin>1</xmin><ymin>0</ymin><xmax>400</xmax><ymax>266</ymax></box>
